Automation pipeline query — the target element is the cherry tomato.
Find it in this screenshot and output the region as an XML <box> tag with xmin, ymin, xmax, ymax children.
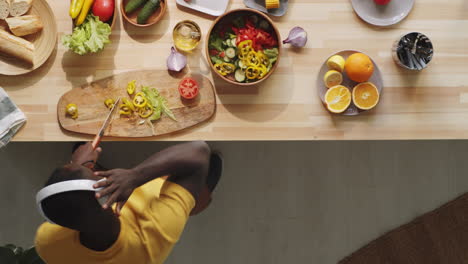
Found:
<box><xmin>178</xmin><ymin>77</ymin><xmax>199</xmax><ymax>100</ymax></box>
<box><xmin>92</xmin><ymin>0</ymin><xmax>114</xmax><ymax>22</ymax></box>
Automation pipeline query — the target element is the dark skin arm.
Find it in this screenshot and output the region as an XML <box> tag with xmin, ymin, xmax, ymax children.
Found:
<box><xmin>70</xmin><ymin>142</ymin><xmax>102</xmax><ymax>169</ymax></box>
<box><xmin>93</xmin><ymin>141</ymin><xmax>211</xmax><ymax>215</ymax></box>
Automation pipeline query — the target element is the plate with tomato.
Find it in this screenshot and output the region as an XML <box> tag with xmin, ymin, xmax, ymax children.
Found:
<box><xmin>351</xmin><ymin>0</ymin><xmax>414</xmax><ymax>27</ymax></box>
<box><xmin>206</xmin><ymin>9</ymin><xmax>281</xmax><ymax>86</ymax></box>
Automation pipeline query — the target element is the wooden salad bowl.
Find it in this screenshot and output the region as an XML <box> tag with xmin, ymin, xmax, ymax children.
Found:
<box><xmin>205</xmin><ymin>8</ymin><xmax>282</xmax><ymax>86</ymax></box>
<box><xmin>121</xmin><ymin>0</ymin><xmax>166</xmax><ymax>27</ymax></box>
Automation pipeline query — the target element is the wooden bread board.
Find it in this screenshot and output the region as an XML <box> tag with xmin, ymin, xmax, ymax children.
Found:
<box><xmin>57</xmin><ymin>70</ymin><xmax>216</xmax><ymax>138</ymax></box>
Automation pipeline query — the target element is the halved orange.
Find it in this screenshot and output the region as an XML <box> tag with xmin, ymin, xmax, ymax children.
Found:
<box><xmin>352</xmin><ymin>82</ymin><xmax>380</xmax><ymax>110</ymax></box>
<box><xmin>324</xmin><ymin>85</ymin><xmax>351</xmax><ymax>113</ymax></box>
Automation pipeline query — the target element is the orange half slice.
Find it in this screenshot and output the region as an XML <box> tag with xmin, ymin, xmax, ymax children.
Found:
<box><xmin>324</xmin><ymin>85</ymin><xmax>351</xmax><ymax>114</ymax></box>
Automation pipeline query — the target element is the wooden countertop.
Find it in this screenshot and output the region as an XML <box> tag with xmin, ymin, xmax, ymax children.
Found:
<box><xmin>3</xmin><ymin>0</ymin><xmax>468</xmax><ymax>141</ymax></box>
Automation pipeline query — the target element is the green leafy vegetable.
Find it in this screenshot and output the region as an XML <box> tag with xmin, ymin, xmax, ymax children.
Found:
<box><xmin>142</xmin><ymin>86</ymin><xmax>177</xmax><ymax>122</ymax></box>
<box><xmin>209</xmin><ymin>35</ymin><xmax>224</xmax><ymax>52</ymax></box>
<box><xmin>264</xmin><ymin>48</ymin><xmax>279</xmax><ymax>59</ymax></box>
<box><xmin>62</xmin><ymin>14</ymin><xmax>111</xmax><ymax>55</ymax></box>
<box><xmin>210</xmin><ymin>56</ymin><xmax>224</xmax><ymax>65</ymax></box>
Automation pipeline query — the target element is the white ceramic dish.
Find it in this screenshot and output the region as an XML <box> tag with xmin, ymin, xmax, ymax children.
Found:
<box><xmin>244</xmin><ymin>0</ymin><xmax>288</xmax><ymax>17</ymax></box>
<box><xmin>350</xmin><ymin>0</ymin><xmax>414</xmax><ymax>27</ymax></box>
<box><xmin>176</xmin><ymin>0</ymin><xmax>229</xmax><ymax>17</ymax></box>
<box><xmin>317</xmin><ymin>50</ymin><xmax>383</xmax><ymax>116</ymax></box>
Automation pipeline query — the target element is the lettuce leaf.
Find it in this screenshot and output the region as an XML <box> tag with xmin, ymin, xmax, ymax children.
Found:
<box><xmin>62</xmin><ymin>14</ymin><xmax>111</xmax><ymax>55</ymax></box>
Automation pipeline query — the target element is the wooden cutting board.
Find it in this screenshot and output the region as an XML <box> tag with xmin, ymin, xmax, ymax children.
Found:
<box><xmin>57</xmin><ymin>70</ymin><xmax>216</xmax><ymax>138</ymax></box>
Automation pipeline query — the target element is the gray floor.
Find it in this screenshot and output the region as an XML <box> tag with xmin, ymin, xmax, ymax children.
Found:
<box><xmin>1</xmin><ymin>141</ymin><xmax>468</xmax><ymax>263</ymax></box>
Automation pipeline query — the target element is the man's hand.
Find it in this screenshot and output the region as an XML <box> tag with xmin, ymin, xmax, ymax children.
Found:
<box><xmin>93</xmin><ymin>168</ymin><xmax>141</xmax><ymax>216</ymax></box>
<box><xmin>71</xmin><ymin>142</ymin><xmax>102</xmax><ymax>169</ymax></box>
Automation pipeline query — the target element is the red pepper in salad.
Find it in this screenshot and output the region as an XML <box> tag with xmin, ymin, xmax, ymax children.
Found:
<box><xmin>232</xmin><ymin>20</ymin><xmax>277</xmax><ymax>51</ymax></box>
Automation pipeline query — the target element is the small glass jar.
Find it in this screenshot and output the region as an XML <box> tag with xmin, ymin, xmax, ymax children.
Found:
<box><xmin>173</xmin><ymin>20</ymin><xmax>202</xmax><ymax>52</ymax></box>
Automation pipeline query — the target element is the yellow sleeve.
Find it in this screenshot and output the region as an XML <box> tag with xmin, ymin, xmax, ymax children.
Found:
<box><xmin>141</xmin><ymin>179</ymin><xmax>195</xmax><ymax>243</ymax></box>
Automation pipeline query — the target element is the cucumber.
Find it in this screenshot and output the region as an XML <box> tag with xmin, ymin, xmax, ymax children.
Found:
<box><xmin>137</xmin><ymin>0</ymin><xmax>160</xmax><ymax>24</ymax></box>
<box><xmin>226</xmin><ymin>47</ymin><xmax>236</xmax><ymax>59</ymax></box>
<box><xmin>259</xmin><ymin>20</ymin><xmax>269</xmax><ymax>30</ymax></box>
<box><xmin>125</xmin><ymin>0</ymin><xmax>147</xmax><ymax>13</ymax></box>
<box><xmin>230</xmin><ymin>38</ymin><xmax>237</xmax><ymax>47</ymax></box>
<box><xmin>235</xmin><ymin>69</ymin><xmax>246</xmax><ymax>82</ymax></box>
<box><xmin>223</xmin><ymin>56</ymin><xmax>231</xmax><ymax>62</ymax></box>
<box><xmin>238</xmin><ymin>60</ymin><xmax>246</xmax><ymax>69</ymax></box>
<box><xmin>249</xmin><ymin>15</ymin><xmax>259</xmax><ymax>26</ymax></box>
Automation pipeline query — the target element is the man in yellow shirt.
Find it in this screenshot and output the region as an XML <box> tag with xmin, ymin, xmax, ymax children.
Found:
<box><xmin>35</xmin><ymin>141</ymin><xmax>222</xmax><ymax>264</ymax></box>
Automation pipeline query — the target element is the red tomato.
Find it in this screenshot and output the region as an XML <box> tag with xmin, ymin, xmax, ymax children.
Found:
<box><xmin>178</xmin><ymin>77</ymin><xmax>199</xmax><ymax>99</ymax></box>
<box><xmin>92</xmin><ymin>0</ymin><xmax>114</xmax><ymax>22</ymax></box>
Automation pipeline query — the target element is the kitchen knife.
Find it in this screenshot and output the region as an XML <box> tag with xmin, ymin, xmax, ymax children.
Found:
<box><xmin>92</xmin><ymin>97</ymin><xmax>121</xmax><ymax>149</ymax></box>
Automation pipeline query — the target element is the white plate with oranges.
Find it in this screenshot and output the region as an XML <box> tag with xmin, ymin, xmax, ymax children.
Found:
<box><xmin>317</xmin><ymin>50</ymin><xmax>383</xmax><ymax>115</ymax></box>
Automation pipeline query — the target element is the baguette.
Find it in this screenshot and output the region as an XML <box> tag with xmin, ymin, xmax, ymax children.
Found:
<box><xmin>6</xmin><ymin>15</ymin><xmax>43</xmax><ymax>36</ymax></box>
<box><xmin>9</xmin><ymin>0</ymin><xmax>32</xmax><ymax>17</ymax></box>
<box><xmin>0</xmin><ymin>0</ymin><xmax>9</xmax><ymax>19</ymax></box>
<box><xmin>0</xmin><ymin>29</ymin><xmax>34</xmax><ymax>64</ymax></box>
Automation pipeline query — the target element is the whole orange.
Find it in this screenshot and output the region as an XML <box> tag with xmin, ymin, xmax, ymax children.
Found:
<box><xmin>345</xmin><ymin>53</ymin><xmax>374</xmax><ymax>83</ymax></box>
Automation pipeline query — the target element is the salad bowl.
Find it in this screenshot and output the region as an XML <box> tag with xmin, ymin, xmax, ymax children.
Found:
<box><xmin>206</xmin><ymin>8</ymin><xmax>281</xmax><ymax>86</ymax></box>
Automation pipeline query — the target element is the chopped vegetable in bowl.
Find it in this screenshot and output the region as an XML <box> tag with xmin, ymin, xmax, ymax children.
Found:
<box><xmin>208</xmin><ymin>13</ymin><xmax>279</xmax><ymax>83</ymax></box>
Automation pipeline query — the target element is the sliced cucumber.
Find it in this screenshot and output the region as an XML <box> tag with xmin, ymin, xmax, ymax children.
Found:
<box><xmin>223</xmin><ymin>56</ymin><xmax>231</xmax><ymax>62</ymax></box>
<box><xmin>230</xmin><ymin>38</ymin><xmax>237</xmax><ymax>47</ymax></box>
<box><xmin>259</xmin><ymin>20</ymin><xmax>269</xmax><ymax>30</ymax></box>
<box><xmin>226</xmin><ymin>47</ymin><xmax>236</xmax><ymax>59</ymax></box>
<box><xmin>249</xmin><ymin>15</ymin><xmax>259</xmax><ymax>26</ymax></box>
<box><xmin>235</xmin><ymin>69</ymin><xmax>246</xmax><ymax>82</ymax></box>
<box><xmin>238</xmin><ymin>60</ymin><xmax>246</xmax><ymax>70</ymax></box>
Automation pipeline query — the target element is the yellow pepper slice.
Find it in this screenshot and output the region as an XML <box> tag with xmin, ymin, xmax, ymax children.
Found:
<box><xmin>246</xmin><ymin>51</ymin><xmax>260</xmax><ymax>67</ymax></box>
<box><xmin>133</xmin><ymin>92</ymin><xmax>147</xmax><ymax>108</ymax></box>
<box><xmin>104</xmin><ymin>98</ymin><xmax>115</xmax><ymax>109</ymax></box>
<box><xmin>127</xmin><ymin>80</ymin><xmax>136</xmax><ymax>95</ymax></box>
<box><xmin>120</xmin><ymin>98</ymin><xmax>135</xmax><ymax>112</ymax></box>
<box><xmin>237</xmin><ymin>40</ymin><xmax>253</xmax><ymax>49</ymax></box>
<box><xmin>138</xmin><ymin>105</ymin><xmax>154</xmax><ymax>118</ymax></box>
<box><xmin>214</xmin><ymin>63</ymin><xmax>227</xmax><ymax>76</ymax></box>
<box><xmin>257</xmin><ymin>64</ymin><xmax>268</xmax><ymax>79</ymax></box>
<box><xmin>246</xmin><ymin>66</ymin><xmax>260</xmax><ymax>79</ymax></box>
<box><xmin>66</xmin><ymin>103</ymin><xmax>78</xmax><ymax>119</ymax></box>
<box><xmin>220</xmin><ymin>63</ymin><xmax>236</xmax><ymax>74</ymax></box>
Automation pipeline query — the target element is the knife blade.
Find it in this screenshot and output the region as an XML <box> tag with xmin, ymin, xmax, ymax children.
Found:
<box><xmin>92</xmin><ymin>97</ymin><xmax>121</xmax><ymax>149</ymax></box>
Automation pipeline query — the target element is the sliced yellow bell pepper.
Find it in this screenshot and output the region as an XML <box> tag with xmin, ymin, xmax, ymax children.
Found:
<box><xmin>220</xmin><ymin>63</ymin><xmax>236</xmax><ymax>74</ymax></box>
<box><xmin>257</xmin><ymin>64</ymin><xmax>268</xmax><ymax>79</ymax></box>
<box><xmin>104</xmin><ymin>98</ymin><xmax>115</xmax><ymax>109</ymax></box>
<box><xmin>120</xmin><ymin>98</ymin><xmax>135</xmax><ymax>112</ymax></box>
<box><xmin>214</xmin><ymin>63</ymin><xmax>228</xmax><ymax>76</ymax></box>
<box><xmin>66</xmin><ymin>103</ymin><xmax>79</xmax><ymax>119</ymax></box>
<box><xmin>133</xmin><ymin>92</ymin><xmax>147</xmax><ymax>108</ymax></box>
<box><xmin>127</xmin><ymin>80</ymin><xmax>136</xmax><ymax>95</ymax></box>
<box><xmin>245</xmin><ymin>51</ymin><xmax>260</xmax><ymax>67</ymax></box>
<box><xmin>138</xmin><ymin>105</ymin><xmax>154</xmax><ymax>118</ymax></box>
<box><xmin>246</xmin><ymin>66</ymin><xmax>260</xmax><ymax>80</ymax></box>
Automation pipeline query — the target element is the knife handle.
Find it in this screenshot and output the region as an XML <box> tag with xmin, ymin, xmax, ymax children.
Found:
<box><xmin>92</xmin><ymin>135</ymin><xmax>102</xmax><ymax>150</ymax></box>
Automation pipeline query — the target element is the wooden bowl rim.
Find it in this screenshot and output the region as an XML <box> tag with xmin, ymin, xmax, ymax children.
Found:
<box><xmin>120</xmin><ymin>0</ymin><xmax>167</xmax><ymax>27</ymax></box>
<box><xmin>205</xmin><ymin>8</ymin><xmax>282</xmax><ymax>86</ymax></box>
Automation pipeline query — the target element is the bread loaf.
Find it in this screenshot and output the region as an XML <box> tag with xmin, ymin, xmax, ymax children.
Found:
<box><xmin>6</xmin><ymin>15</ymin><xmax>43</xmax><ymax>36</ymax></box>
<box><xmin>9</xmin><ymin>0</ymin><xmax>32</xmax><ymax>17</ymax></box>
<box><xmin>0</xmin><ymin>0</ymin><xmax>9</xmax><ymax>19</ymax></box>
<box><xmin>0</xmin><ymin>29</ymin><xmax>34</xmax><ymax>64</ymax></box>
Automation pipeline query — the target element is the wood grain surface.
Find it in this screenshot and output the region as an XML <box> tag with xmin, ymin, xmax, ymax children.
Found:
<box><xmin>2</xmin><ymin>0</ymin><xmax>468</xmax><ymax>141</ymax></box>
<box><xmin>58</xmin><ymin>71</ymin><xmax>216</xmax><ymax>137</ymax></box>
